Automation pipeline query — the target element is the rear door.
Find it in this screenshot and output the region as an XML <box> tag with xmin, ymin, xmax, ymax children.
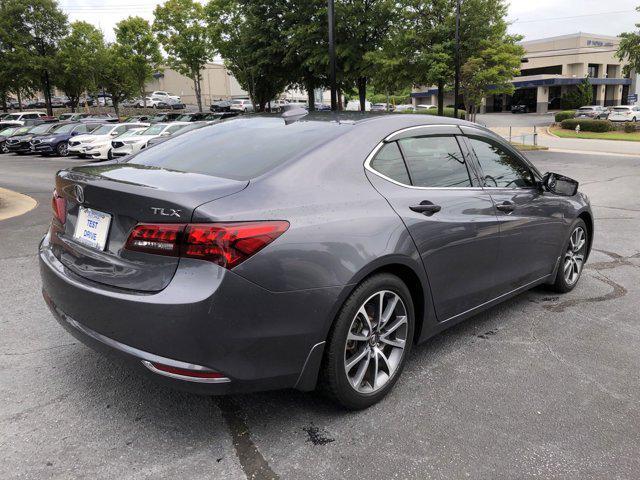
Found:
<box><xmin>365</xmin><ymin>125</ymin><xmax>502</xmax><ymax>321</ymax></box>
<box><xmin>461</xmin><ymin>127</ymin><xmax>566</xmax><ymax>292</ymax></box>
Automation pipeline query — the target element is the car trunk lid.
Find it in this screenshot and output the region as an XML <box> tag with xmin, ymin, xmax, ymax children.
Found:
<box><xmin>50</xmin><ymin>163</ymin><xmax>248</xmax><ymax>292</ymax></box>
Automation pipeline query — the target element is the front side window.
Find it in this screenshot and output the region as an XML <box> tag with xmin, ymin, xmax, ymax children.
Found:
<box><xmin>398</xmin><ymin>136</ymin><xmax>473</xmax><ymax>188</ymax></box>
<box><xmin>468</xmin><ymin>137</ymin><xmax>535</xmax><ymax>188</ymax></box>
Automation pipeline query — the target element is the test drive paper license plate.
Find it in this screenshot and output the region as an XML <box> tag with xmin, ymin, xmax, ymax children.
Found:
<box><xmin>73</xmin><ymin>207</ymin><xmax>112</xmax><ymax>251</ymax></box>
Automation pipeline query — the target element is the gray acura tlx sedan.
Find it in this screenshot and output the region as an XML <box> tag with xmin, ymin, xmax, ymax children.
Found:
<box><xmin>40</xmin><ymin>114</ymin><xmax>593</xmax><ymax>409</ymax></box>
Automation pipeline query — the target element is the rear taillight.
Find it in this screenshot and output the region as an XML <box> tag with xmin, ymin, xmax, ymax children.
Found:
<box><xmin>51</xmin><ymin>189</ymin><xmax>66</xmax><ymax>224</ymax></box>
<box><xmin>124</xmin><ymin>221</ymin><xmax>289</xmax><ymax>269</ymax></box>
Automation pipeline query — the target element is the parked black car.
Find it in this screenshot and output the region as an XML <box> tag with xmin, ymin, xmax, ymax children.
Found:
<box><xmin>210</xmin><ymin>100</ymin><xmax>232</xmax><ymax>112</ymax></box>
<box><xmin>0</xmin><ymin>126</ymin><xmax>25</xmax><ymax>153</ymax></box>
<box><xmin>59</xmin><ymin>113</ymin><xmax>90</xmax><ymax>122</ymax></box>
<box><xmin>511</xmin><ymin>104</ymin><xmax>531</xmax><ymax>114</ymax></box>
<box><xmin>31</xmin><ymin>122</ymin><xmax>101</xmax><ymax>157</ymax></box>
<box><xmin>175</xmin><ymin>112</ymin><xmax>238</xmax><ymax>122</ymax></box>
<box><xmin>6</xmin><ymin>122</ymin><xmax>61</xmax><ymax>154</ymax></box>
<box><xmin>148</xmin><ymin>112</ymin><xmax>184</xmax><ymax>123</ymax></box>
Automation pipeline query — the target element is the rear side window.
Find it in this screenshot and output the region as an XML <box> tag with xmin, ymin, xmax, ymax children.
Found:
<box><xmin>128</xmin><ymin>117</ymin><xmax>349</xmax><ymax>180</ymax></box>
<box><xmin>370</xmin><ymin>143</ymin><xmax>410</xmax><ymax>185</ymax></box>
<box><xmin>399</xmin><ymin>136</ymin><xmax>473</xmax><ymax>188</ymax></box>
<box><xmin>468</xmin><ymin>137</ymin><xmax>535</xmax><ymax>188</ymax></box>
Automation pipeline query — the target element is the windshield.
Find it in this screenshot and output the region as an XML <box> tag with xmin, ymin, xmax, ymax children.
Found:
<box><xmin>128</xmin><ymin>117</ymin><xmax>350</xmax><ymax>181</ymax></box>
<box><xmin>29</xmin><ymin>124</ymin><xmax>54</xmax><ymax>134</ymax></box>
<box><xmin>117</xmin><ymin>129</ymin><xmax>143</xmax><ymax>138</ymax></box>
<box><xmin>59</xmin><ymin>114</ymin><xmax>73</xmax><ymax>120</ymax></box>
<box><xmin>613</xmin><ymin>107</ymin><xmax>631</xmax><ymax>112</ymax></box>
<box><xmin>91</xmin><ymin>125</ymin><xmax>115</xmax><ymax>135</ymax></box>
<box><xmin>0</xmin><ymin>127</ymin><xmax>16</xmax><ymax>136</ymax></box>
<box><xmin>5</xmin><ymin>114</ymin><xmax>22</xmax><ymax>120</ymax></box>
<box><xmin>175</xmin><ymin>115</ymin><xmax>191</xmax><ymax>121</ymax></box>
<box><xmin>140</xmin><ymin>124</ymin><xmax>166</xmax><ymax>136</ymax></box>
<box><xmin>15</xmin><ymin>127</ymin><xmax>29</xmax><ymax>135</ymax></box>
<box><xmin>578</xmin><ymin>107</ymin><xmax>594</xmax><ymax>111</ymax></box>
<box><xmin>52</xmin><ymin>124</ymin><xmax>75</xmax><ymax>134</ymax></box>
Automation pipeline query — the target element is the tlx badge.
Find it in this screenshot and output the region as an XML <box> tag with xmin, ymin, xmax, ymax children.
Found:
<box><xmin>150</xmin><ymin>207</ymin><xmax>181</xmax><ymax>218</ymax></box>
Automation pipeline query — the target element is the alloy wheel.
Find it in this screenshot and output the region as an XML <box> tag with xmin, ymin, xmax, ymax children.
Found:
<box><xmin>58</xmin><ymin>142</ymin><xmax>68</xmax><ymax>157</ymax></box>
<box><xmin>564</xmin><ymin>226</ymin><xmax>586</xmax><ymax>286</ymax></box>
<box><xmin>344</xmin><ymin>290</ymin><xmax>408</xmax><ymax>394</ymax></box>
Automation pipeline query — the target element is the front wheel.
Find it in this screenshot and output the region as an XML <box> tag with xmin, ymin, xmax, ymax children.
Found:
<box><xmin>0</xmin><ymin>141</ymin><xmax>7</xmax><ymax>153</ymax></box>
<box><xmin>56</xmin><ymin>141</ymin><xmax>68</xmax><ymax>157</ymax></box>
<box><xmin>549</xmin><ymin>219</ymin><xmax>588</xmax><ymax>293</ymax></box>
<box><xmin>320</xmin><ymin>273</ymin><xmax>414</xmax><ymax>410</ymax></box>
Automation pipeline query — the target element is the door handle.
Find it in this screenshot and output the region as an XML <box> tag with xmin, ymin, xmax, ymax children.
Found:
<box><xmin>496</xmin><ymin>201</ymin><xmax>515</xmax><ymax>213</ymax></box>
<box><xmin>410</xmin><ymin>201</ymin><xmax>441</xmax><ymax>216</ymax></box>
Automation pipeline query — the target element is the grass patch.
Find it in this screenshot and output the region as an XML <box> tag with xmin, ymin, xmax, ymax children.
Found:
<box><xmin>550</xmin><ymin>126</ymin><xmax>640</xmax><ymax>142</ymax></box>
<box><xmin>510</xmin><ymin>142</ymin><xmax>548</xmax><ymax>151</ymax></box>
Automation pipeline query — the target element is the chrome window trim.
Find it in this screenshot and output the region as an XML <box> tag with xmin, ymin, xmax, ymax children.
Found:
<box><xmin>364</xmin><ymin>125</ymin><xmax>484</xmax><ymax>191</ymax></box>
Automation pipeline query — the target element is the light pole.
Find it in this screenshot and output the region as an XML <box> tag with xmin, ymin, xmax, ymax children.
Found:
<box><xmin>328</xmin><ymin>0</ymin><xmax>337</xmax><ymax>111</ymax></box>
<box><xmin>454</xmin><ymin>0</ymin><xmax>461</xmax><ymax>118</ymax></box>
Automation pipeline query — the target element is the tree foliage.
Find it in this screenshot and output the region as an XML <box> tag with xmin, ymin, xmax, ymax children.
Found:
<box><xmin>461</xmin><ymin>39</ymin><xmax>523</xmax><ymax>121</ymax></box>
<box><xmin>0</xmin><ymin>0</ymin><xmax>68</xmax><ymax>115</ymax></box>
<box><xmin>617</xmin><ymin>6</ymin><xmax>640</xmax><ymax>78</ymax></box>
<box><xmin>154</xmin><ymin>0</ymin><xmax>213</xmax><ymax>112</ymax></box>
<box><xmin>55</xmin><ymin>21</ymin><xmax>105</xmax><ymax>111</ymax></box>
<box><xmin>115</xmin><ymin>16</ymin><xmax>162</xmax><ymax>106</ymax></box>
<box><xmin>98</xmin><ymin>45</ymin><xmax>138</xmax><ymax>116</ymax></box>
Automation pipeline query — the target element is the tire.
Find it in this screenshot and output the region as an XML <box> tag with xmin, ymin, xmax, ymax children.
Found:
<box><xmin>0</xmin><ymin>141</ymin><xmax>7</xmax><ymax>154</ymax></box>
<box><xmin>56</xmin><ymin>141</ymin><xmax>68</xmax><ymax>157</ymax></box>
<box><xmin>107</xmin><ymin>149</ymin><xmax>113</xmax><ymax>160</ymax></box>
<box><xmin>319</xmin><ymin>273</ymin><xmax>414</xmax><ymax>410</ymax></box>
<box><xmin>549</xmin><ymin>219</ymin><xmax>588</xmax><ymax>293</ymax></box>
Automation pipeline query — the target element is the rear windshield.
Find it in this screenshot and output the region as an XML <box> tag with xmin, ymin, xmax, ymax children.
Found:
<box><xmin>128</xmin><ymin>117</ymin><xmax>349</xmax><ymax>180</ymax></box>
<box><xmin>613</xmin><ymin>107</ymin><xmax>631</xmax><ymax>112</ymax></box>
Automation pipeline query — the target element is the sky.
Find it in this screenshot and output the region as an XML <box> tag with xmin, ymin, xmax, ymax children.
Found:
<box><xmin>59</xmin><ymin>0</ymin><xmax>640</xmax><ymax>42</ymax></box>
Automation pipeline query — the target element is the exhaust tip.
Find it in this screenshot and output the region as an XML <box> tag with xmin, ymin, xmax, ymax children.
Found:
<box><xmin>142</xmin><ymin>360</ymin><xmax>230</xmax><ymax>384</ymax></box>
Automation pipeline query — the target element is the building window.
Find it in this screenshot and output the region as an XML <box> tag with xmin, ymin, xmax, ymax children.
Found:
<box><xmin>587</xmin><ymin>64</ymin><xmax>599</xmax><ymax>78</ymax></box>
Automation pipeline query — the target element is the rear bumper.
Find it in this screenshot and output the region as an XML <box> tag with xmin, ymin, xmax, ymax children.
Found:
<box><xmin>39</xmin><ymin>233</ymin><xmax>338</xmax><ymax>394</ymax></box>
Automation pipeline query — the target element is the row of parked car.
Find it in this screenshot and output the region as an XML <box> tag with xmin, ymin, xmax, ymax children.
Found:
<box><xmin>573</xmin><ymin>105</ymin><xmax>640</xmax><ymax>122</ymax></box>
<box><xmin>0</xmin><ymin>110</ymin><xmax>237</xmax><ymax>160</ymax></box>
<box><xmin>5</xmin><ymin>91</ymin><xmax>186</xmax><ymax>111</ymax></box>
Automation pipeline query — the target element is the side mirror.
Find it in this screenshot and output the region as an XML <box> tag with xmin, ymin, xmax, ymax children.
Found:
<box><xmin>160</xmin><ymin>131</ymin><xmax>171</xmax><ymax>137</ymax></box>
<box><xmin>542</xmin><ymin>172</ymin><xmax>579</xmax><ymax>196</ymax></box>
<box><xmin>110</xmin><ymin>131</ymin><xmax>119</xmax><ymax>136</ymax></box>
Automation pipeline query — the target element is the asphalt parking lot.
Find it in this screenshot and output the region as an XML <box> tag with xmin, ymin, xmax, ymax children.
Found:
<box><xmin>1</xmin><ymin>150</ymin><xmax>639</xmax><ymax>479</ymax></box>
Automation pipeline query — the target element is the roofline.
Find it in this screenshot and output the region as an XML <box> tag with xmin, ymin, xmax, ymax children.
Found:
<box><xmin>520</xmin><ymin>32</ymin><xmax>620</xmax><ymax>45</ymax></box>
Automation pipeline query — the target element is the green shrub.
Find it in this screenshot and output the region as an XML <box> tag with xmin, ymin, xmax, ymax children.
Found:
<box><xmin>560</xmin><ymin>119</ymin><xmax>613</xmax><ymax>132</ymax></box>
<box><xmin>624</xmin><ymin>122</ymin><xmax>638</xmax><ymax>133</ymax></box>
<box><xmin>555</xmin><ymin>111</ymin><xmax>575</xmax><ymax>122</ymax></box>
<box><xmin>402</xmin><ymin>107</ymin><xmax>466</xmax><ymax>119</ymax></box>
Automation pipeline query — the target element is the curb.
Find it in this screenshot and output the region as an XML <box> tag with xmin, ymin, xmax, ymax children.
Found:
<box><xmin>0</xmin><ymin>187</ymin><xmax>38</xmax><ymax>221</ymax></box>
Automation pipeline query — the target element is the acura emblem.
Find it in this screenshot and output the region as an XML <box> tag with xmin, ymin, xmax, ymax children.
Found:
<box><xmin>73</xmin><ymin>184</ymin><xmax>85</xmax><ymax>204</ymax></box>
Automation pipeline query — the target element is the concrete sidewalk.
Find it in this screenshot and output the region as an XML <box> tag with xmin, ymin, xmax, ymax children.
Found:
<box><xmin>490</xmin><ymin>126</ymin><xmax>640</xmax><ymax>156</ymax></box>
<box><xmin>0</xmin><ymin>187</ymin><xmax>37</xmax><ymax>221</ymax></box>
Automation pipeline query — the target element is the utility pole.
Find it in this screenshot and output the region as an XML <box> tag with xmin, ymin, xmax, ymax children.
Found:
<box><xmin>328</xmin><ymin>0</ymin><xmax>337</xmax><ymax>111</ymax></box>
<box><xmin>454</xmin><ymin>0</ymin><xmax>461</xmax><ymax>119</ymax></box>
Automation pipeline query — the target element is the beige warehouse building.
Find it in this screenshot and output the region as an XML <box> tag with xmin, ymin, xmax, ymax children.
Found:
<box><xmin>412</xmin><ymin>32</ymin><xmax>635</xmax><ymax>113</ymax></box>
<box><xmin>145</xmin><ymin>63</ymin><xmax>248</xmax><ymax>107</ymax></box>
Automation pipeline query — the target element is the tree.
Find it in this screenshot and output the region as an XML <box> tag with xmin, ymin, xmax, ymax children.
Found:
<box><xmin>56</xmin><ymin>21</ymin><xmax>105</xmax><ymax>112</ymax></box>
<box><xmin>282</xmin><ymin>0</ymin><xmax>328</xmax><ymax>111</ymax></box>
<box><xmin>461</xmin><ymin>39</ymin><xmax>523</xmax><ymax>122</ymax></box>
<box><xmin>335</xmin><ymin>0</ymin><xmax>395</xmax><ymax>111</ymax></box>
<box><xmin>617</xmin><ymin>6</ymin><xmax>640</xmax><ymax>78</ymax></box>
<box><xmin>206</xmin><ymin>0</ymin><xmax>289</xmax><ymax>111</ymax></box>
<box><xmin>98</xmin><ymin>45</ymin><xmax>138</xmax><ymax>117</ymax></box>
<box><xmin>0</xmin><ymin>0</ymin><xmax>68</xmax><ymax>116</ymax></box>
<box><xmin>115</xmin><ymin>16</ymin><xmax>163</xmax><ymax>108</ymax></box>
<box><xmin>154</xmin><ymin>0</ymin><xmax>213</xmax><ymax>112</ymax></box>
<box><xmin>561</xmin><ymin>77</ymin><xmax>593</xmax><ymax>109</ymax></box>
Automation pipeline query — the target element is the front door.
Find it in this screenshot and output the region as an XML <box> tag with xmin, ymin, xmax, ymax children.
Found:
<box><xmin>365</xmin><ymin>126</ymin><xmax>501</xmax><ymax>321</ymax></box>
<box><xmin>462</xmin><ymin>130</ymin><xmax>566</xmax><ymax>293</ymax></box>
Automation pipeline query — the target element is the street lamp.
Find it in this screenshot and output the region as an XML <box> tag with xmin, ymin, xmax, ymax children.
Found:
<box><xmin>328</xmin><ymin>0</ymin><xmax>337</xmax><ymax>111</ymax></box>
<box><xmin>454</xmin><ymin>0</ymin><xmax>461</xmax><ymax>118</ymax></box>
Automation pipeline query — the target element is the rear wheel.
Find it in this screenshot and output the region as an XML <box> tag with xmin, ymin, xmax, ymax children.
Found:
<box><xmin>0</xmin><ymin>141</ymin><xmax>8</xmax><ymax>153</ymax></box>
<box><xmin>550</xmin><ymin>219</ymin><xmax>588</xmax><ymax>293</ymax></box>
<box><xmin>320</xmin><ymin>273</ymin><xmax>414</xmax><ymax>410</ymax></box>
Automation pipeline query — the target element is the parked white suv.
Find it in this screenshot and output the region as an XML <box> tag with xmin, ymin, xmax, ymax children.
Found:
<box><xmin>607</xmin><ymin>105</ymin><xmax>640</xmax><ymax>122</ymax></box>
<box><xmin>111</xmin><ymin>122</ymin><xmax>189</xmax><ymax>157</ymax></box>
<box><xmin>68</xmin><ymin>123</ymin><xmax>149</xmax><ymax>160</ymax></box>
<box><xmin>230</xmin><ymin>99</ymin><xmax>254</xmax><ymax>112</ymax></box>
<box><xmin>150</xmin><ymin>91</ymin><xmax>181</xmax><ymax>103</ymax></box>
<box><xmin>0</xmin><ymin>112</ymin><xmax>47</xmax><ymax>126</ymax></box>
